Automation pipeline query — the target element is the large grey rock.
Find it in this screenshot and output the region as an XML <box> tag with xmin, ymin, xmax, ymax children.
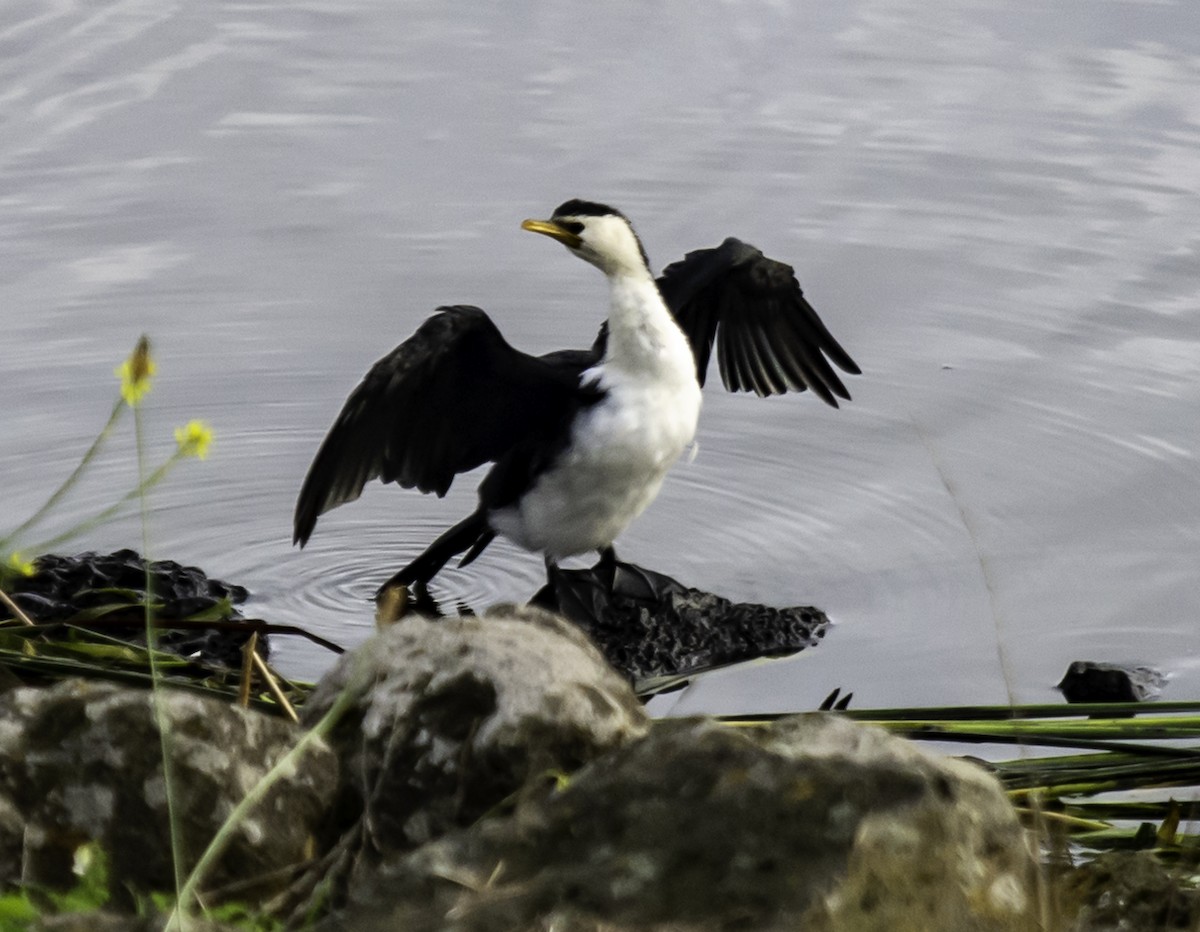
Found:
<box><xmin>334</xmin><ymin>715</ymin><xmax>1037</xmax><ymax>932</ymax></box>
<box><xmin>0</xmin><ymin>680</ymin><xmax>336</xmax><ymax>900</ymax></box>
<box><xmin>302</xmin><ymin>604</ymin><xmax>649</xmax><ymax>856</ymax></box>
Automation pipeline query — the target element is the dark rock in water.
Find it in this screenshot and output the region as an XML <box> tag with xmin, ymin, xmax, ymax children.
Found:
<box><xmin>5</xmin><ymin>549</ymin><xmax>258</xmax><ymax>668</ymax></box>
<box><xmin>532</xmin><ymin>558</ymin><xmax>829</xmax><ymax>685</ymax></box>
<box><xmin>18</xmin><ymin>550</ymin><xmax>248</xmax><ymax>613</ymax></box>
<box><xmin>332</xmin><ymin>715</ymin><xmax>1036</xmax><ymax>932</ymax></box>
<box><xmin>297</xmin><ymin>605</ymin><xmax>648</xmax><ymax>906</ymax></box>
<box><xmin>0</xmin><ymin>679</ymin><xmax>336</xmax><ymax>902</ymax></box>
<box><xmin>1056</xmin><ymin>661</ymin><xmax>1166</xmax><ymax>703</ymax></box>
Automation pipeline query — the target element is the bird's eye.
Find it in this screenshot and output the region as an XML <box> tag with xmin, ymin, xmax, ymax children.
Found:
<box><xmin>559</xmin><ymin>220</ymin><xmax>584</xmax><ymax>235</ymax></box>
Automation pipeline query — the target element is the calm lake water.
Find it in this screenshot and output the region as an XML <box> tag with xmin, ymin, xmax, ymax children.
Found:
<box><xmin>2</xmin><ymin>0</ymin><xmax>1197</xmax><ymax>713</ymax></box>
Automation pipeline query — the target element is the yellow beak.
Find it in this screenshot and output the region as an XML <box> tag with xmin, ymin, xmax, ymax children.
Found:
<box><xmin>521</xmin><ymin>218</ymin><xmax>582</xmax><ymax>249</ymax></box>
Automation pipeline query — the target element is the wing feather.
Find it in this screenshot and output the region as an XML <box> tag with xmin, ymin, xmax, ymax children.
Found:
<box><xmin>293</xmin><ymin>305</ymin><xmax>588</xmax><ymax>546</ymax></box>
<box><xmin>658</xmin><ymin>237</ymin><xmax>861</xmax><ymax>405</ymax></box>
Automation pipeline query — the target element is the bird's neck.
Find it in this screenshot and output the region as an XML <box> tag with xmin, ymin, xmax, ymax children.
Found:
<box><xmin>602</xmin><ymin>269</ymin><xmax>695</xmax><ymax>384</ymax></box>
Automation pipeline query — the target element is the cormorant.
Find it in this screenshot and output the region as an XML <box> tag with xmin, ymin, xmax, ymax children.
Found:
<box><xmin>293</xmin><ymin>199</ymin><xmax>859</xmax><ymax>596</ymax></box>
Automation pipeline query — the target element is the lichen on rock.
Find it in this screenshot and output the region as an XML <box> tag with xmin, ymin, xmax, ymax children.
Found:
<box><xmin>0</xmin><ymin>679</ymin><xmax>336</xmax><ymax>902</ymax></box>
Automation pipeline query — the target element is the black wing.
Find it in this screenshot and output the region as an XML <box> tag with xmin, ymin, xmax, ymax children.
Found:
<box><xmin>294</xmin><ymin>305</ymin><xmax>590</xmax><ymax>546</ymax></box>
<box><xmin>656</xmin><ymin>238</ymin><xmax>861</xmax><ymax>406</ymax></box>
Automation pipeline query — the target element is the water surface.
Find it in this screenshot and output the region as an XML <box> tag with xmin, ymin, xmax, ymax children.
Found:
<box><xmin>2</xmin><ymin>0</ymin><xmax>1198</xmax><ymax>712</ymax></box>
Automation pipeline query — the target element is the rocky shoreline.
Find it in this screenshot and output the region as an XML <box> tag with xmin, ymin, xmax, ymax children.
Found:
<box><xmin>0</xmin><ymin>554</ymin><xmax>1194</xmax><ymax>930</ymax></box>
<box><xmin>0</xmin><ymin>602</ymin><xmax>1192</xmax><ymax>930</ymax></box>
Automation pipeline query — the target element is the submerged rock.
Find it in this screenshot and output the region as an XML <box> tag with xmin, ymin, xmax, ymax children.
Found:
<box><xmin>333</xmin><ymin>714</ymin><xmax>1037</xmax><ymax>932</ymax></box>
<box><xmin>0</xmin><ymin>680</ymin><xmax>335</xmax><ymax>902</ymax></box>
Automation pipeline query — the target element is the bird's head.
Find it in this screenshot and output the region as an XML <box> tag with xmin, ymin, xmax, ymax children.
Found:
<box><xmin>522</xmin><ymin>199</ymin><xmax>651</xmax><ymax>278</ymax></box>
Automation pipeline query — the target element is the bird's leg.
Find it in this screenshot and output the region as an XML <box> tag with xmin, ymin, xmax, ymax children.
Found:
<box><xmin>596</xmin><ymin>545</ymin><xmax>618</xmax><ymax>592</ymax></box>
<box><xmin>543</xmin><ymin>554</ymin><xmax>559</xmax><ymax>587</ymax></box>
<box><xmin>375</xmin><ymin>568</ymin><xmax>412</xmax><ymax>602</ymax></box>
<box><xmin>374</xmin><ymin>572</ymin><xmax>440</xmax><ymax>617</ymax></box>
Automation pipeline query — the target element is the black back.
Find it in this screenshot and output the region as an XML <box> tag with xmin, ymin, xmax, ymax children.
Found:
<box><xmin>294</xmin><ymin>306</ymin><xmax>603</xmax><ymax>545</ymax></box>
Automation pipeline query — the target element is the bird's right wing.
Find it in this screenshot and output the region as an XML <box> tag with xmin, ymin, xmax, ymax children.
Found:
<box><xmin>293</xmin><ymin>305</ymin><xmax>588</xmax><ymax>546</ymax></box>
<box><xmin>657</xmin><ymin>238</ymin><xmax>861</xmax><ymax>406</ymax></box>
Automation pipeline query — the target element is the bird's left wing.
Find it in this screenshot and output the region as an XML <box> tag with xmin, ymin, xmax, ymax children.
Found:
<box><xmin>657</xmin><ymin>238</ymin><xmax>861</xmax><ymax>406</ymax></box>
<box><xmin>293</xmin><ymin>305</ymin><xmax>590</xmax><ymax>546</ymax></box>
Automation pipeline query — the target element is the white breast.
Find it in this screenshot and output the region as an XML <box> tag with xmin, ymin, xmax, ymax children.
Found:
<box><xmin>490</xmin><ymin>367</ymin><xmax>701</xmax><ymax>558</ymax></box>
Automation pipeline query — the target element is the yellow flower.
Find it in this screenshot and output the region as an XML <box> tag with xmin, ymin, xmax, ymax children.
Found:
<box><xmin>5</xmin><ymin>553</ymin><xmax>35</xmax><ymax>577</ymax></box>
<box><xmin>174</xmin><ymin>420</ymin><xmax>213</xmax><ymax>460</ymax></box>
<box><xmin>115</xmin><ymin>335</ymin><xmax>155</xmax><ymax>406</ymax></box>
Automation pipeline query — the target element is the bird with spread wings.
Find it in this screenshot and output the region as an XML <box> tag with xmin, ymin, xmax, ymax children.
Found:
<box><xmin>294</xmin><ymin>200</ymin><xmax>860</xmax><ymax>597</ymax></box>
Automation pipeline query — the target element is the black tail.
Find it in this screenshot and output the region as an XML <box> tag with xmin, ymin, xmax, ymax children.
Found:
<box><xmin>376</xmin><ymin>510</ymin><xmax>494</xmax><ymax>596</ymax></box>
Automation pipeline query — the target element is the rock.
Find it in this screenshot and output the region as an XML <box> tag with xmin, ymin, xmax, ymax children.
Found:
<box><xmin>1054</xmin><ymin>850</ymin><xmax>1200</xmax><ymax>931</ymax></box>
<box><xmin>15</xmin><ymin>550</ymin><xmax>249</xmax><ymax>619</ymax></box>
<box><xmin>1056</xmin><ymin>661</ymin><xmax>1166</xmax><ymax>703</ymax></box>
<box><xmin>0</xmin><ymin>680</ymin><xmax>336</xmax><ymax>902</ymax></box>
<box><xmin>536</xmin><ymin>558</ymin><xmax>831</xmax><ymax>688</ymax></box>
<box><xmin>333</xmin><ymin>714</ymin><xmax>1037</xmax><ymax>932</ymax></box>
<box><xmin>6</xmin><ymin>550</ymin><xmax>257</xmax><ymax>668</ymax></box>
<box><xmin>301</xmin><ymin>605</ymin><xmax>649</xmax><ymax>858</ymax></box>
<box><xmin>34</xmin><ymin>914</ymin><xmax>244</xmax><ymax>932</ymax></box>
<box><xmin>33</xmin><ymin>915</ymin><xmax>158</xmax><ymax>932</ymax></box>
<box><xmin>400</xmin><ymin>559</ymin><xmax>831</xmax><ymax>692</ymax></box>
<box><xmin>0</xmin><ymin>792</ymin><xmax>23</xmax><ymax>888</ymax></box>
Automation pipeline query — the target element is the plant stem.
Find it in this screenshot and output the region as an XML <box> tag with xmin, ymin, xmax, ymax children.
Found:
<box><xmin>0</xmin><ymin>589</ymin><xmax>35</xmax><ymax>626</ymax></box>
<box><xmin>26</xmin><ymin>451</ymin><xmax>183</xmax><ymax>555</ymax></box>
<box><xmin>134</xmin><ymin>406</ymin><xmax>189</xmax><ymax>932</ymax></box>
<box><xmin>0</xmin><ymin>397</ymin><xmax>125</xmax><ymax>551</ymax></box>
<box><xmin>166</xmin><ymin>657</ymin><xmax>367</xmax><ymax>929</ymax></box>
